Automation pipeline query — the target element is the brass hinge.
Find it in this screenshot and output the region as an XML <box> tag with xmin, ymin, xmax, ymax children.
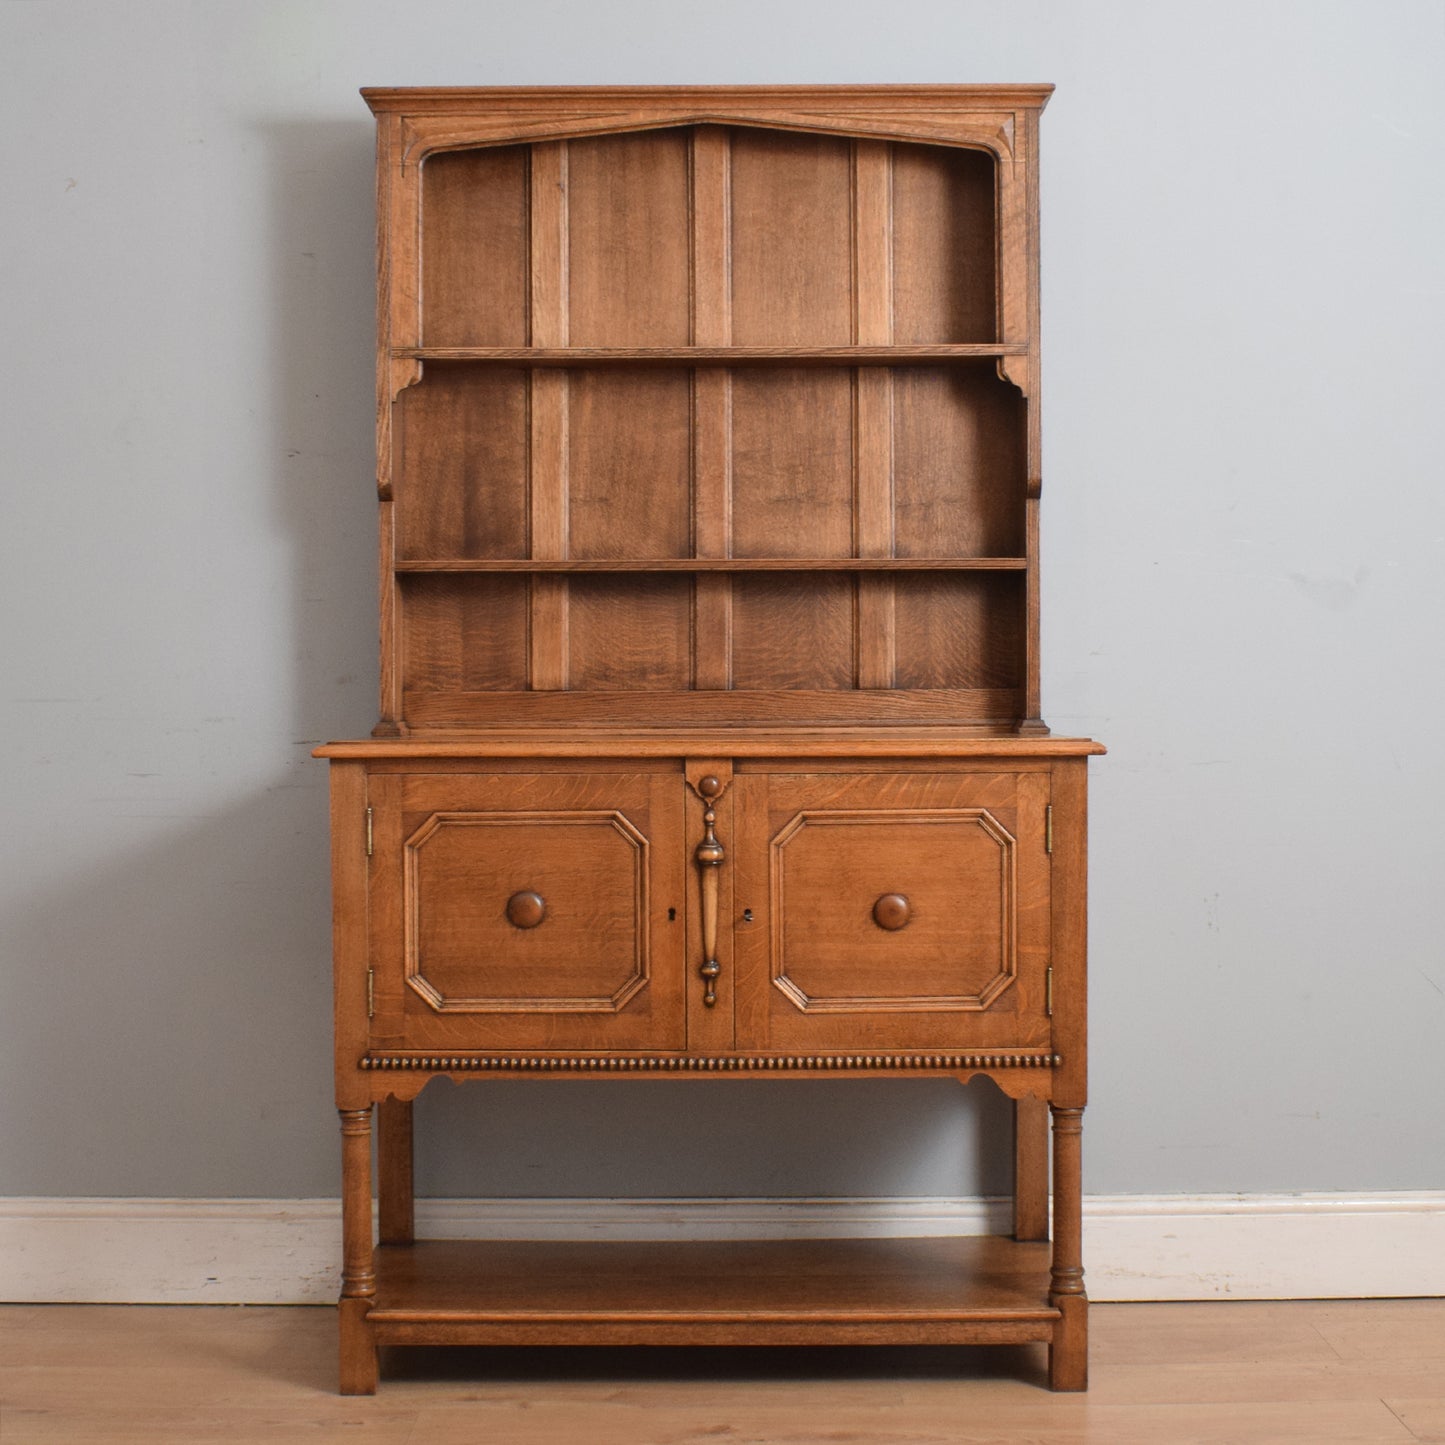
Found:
<box><xmin>1044</xmin><ymin>804</ymin><xmax>1053</xmax><ymax>855</ymax></box>
<box><xmin>1045</xmin><ymin>966</ymin><xmax>1054</xmax><ymax>1017</ymax></box>
<box><xmin>367</xmin><ymin>967</ymin><xmax>375</xmax><ymax>1020</ymax></box>
<box><xmin>365</xmin><ymin>806</ymin><xmax>374</xmax><ymax>857</ymax></box>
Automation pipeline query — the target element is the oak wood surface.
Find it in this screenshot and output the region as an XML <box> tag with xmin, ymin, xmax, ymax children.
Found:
<box><xmin>376</xmin><ymin>1097</ymin><xmax>414</xmax><ymax>1246</ymax></box>
<box><xmin>367</xmin><ymin>771</ymin><xmax>686</xmax><ymax>1056</ymax></box>
<box><xmin>368</xmin><ymin>1238</ymin><xmax>1058</xmax><ymax>1327</ymax></box>
<box><xmin>377</xmin><ymin>109</ymin><xmax>1036</xmax><ymax>727</ymax></box>
<box><xmin>393</xmin><ymin>557</ymin><xmax>1030</xmax><ymax>571</ymax></box>
<box><xmin>420</xmin><ymin>147</ymin><xmax>527</xmax><ymax>347</ymax></box>
<box><xmin>396</xmin><ymin>343</ymin><xmax>1029</xmax><ymax>362</ymax></box>
<box><xmin>328</xmin><ymin>82</ymin><xmax>1098</xmax><ymax>1393</ymax></box>
<box><xmin>732</xmin><ymin>770</ymin><xmax>1050</xmax><ymax>1055</ymax></box>
<box><xmin>397</xmin><ymin>686</ymin><xmax>1029</xmax><ymax>728</ymax></box>
<box><xmin>1013</xmin><ymin>1095</ymin><xmax>1050</xmax><ymax>1242</ymax></box>
<box><xmin>317</xmin><ymin>734</ymin><xmax>1106</xmax><ymax>759</ymax></box>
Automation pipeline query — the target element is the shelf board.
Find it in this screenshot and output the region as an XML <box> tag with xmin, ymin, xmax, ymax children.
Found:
<box><xmin>366</xmin><ymin>1237</ymin><xmax>1059</xmax><ymax>1347</ymax></box>
<box><xmin>396</xmin><ymin>344</ymin><xmax>1027</xmax><ymax>367</ymax></box>
<box><xmin>395</xmin><ymin>557</ymin><xmax>1029</xmax><ymax>574</ymax></box>
<box><xmin>317</xmin><ymin>733</ymin><xmax>1105</xmax><ymax>760</ymax></box>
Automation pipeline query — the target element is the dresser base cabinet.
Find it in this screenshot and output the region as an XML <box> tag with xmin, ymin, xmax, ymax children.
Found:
<box><xmin>320</xmin><ymin>739</ymin><xmax>1096</xmax><ymax>1393</ymax></box>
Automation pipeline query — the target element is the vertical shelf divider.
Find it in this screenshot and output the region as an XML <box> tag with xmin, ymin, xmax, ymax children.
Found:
<box><xmin>853</xmin><ymin>139</ymin><xmax>896</xmax><ymax>690</ymax></box>
<box><xmin>691</xmin><ymin>126</ymin><xmax>733</xmax><ymax>691</ymax></box>
<box><xmin>528</xmin><ymin>140</ymin><xmax>570</xmax><ymax>691</ymax></box>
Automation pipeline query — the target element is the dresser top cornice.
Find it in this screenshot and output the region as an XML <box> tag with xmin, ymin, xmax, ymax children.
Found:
<box><xmin>361</xmin><ymin>84</ymin><xmax>1054</xmax><ymax>116</ymax></box>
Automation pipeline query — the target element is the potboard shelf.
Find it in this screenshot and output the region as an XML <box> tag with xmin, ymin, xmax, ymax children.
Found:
<box><xmin>366</xmin><ymin>1237</ymin><xmax>1060</xmax><ymax>1346</ymax></box>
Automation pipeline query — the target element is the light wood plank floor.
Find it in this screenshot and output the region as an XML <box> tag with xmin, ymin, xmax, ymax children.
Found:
<box><xmin>1</xmin><ymin>1301</ymin><xmax>1442</xmax><ymax>1443</ymax></box>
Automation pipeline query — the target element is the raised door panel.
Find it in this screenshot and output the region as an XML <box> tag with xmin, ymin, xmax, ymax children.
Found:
<box><xmin>732</xmin><ymin>770</ymin><xmax>1051</xmax><ymax>1053</ymax></box>
<box><xmin>368</xmin><ymin>772</ymin><xmax>686</xmax><ymax>1053</ymax></box>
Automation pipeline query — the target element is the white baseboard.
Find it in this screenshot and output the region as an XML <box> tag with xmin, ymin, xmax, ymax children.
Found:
<box><xmin>2</xmin><ymin>1193</ymin><xmax>1440</xmax><ymax>1305</ymax></box>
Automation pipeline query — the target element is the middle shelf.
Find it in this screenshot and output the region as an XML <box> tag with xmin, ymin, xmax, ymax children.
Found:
<box><xmin>394</xmin><ymin>557</ymin><xmax>1030</xmax><ymax>573</ymax></box>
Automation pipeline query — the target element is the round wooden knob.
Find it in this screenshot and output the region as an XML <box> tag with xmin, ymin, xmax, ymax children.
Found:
<box><xmin>872</xmin><ymin>893</ymin><xmax>911</xmax><ymax>931</ymax></box>
<box><xmin>697</xmin><ymin>775</ymin><xmax>723</xmax><ymax>798</ymax></box>
<box><xmin>505</xmin><ymin>890</ymin><xmax>546</xmax><ymax>929</ymax></box>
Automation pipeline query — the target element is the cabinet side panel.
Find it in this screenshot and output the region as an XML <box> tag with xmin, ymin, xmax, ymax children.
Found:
<box><xmin>396</xmin><ymin>368</ymin><xmax>529</xmax><ymax>560</ymax></box>
<box><xmin>892</xmin><ymin>367</ymin><xmax>1024</xmax><ymax>558</ymax></box>
<box><xmin>729</xmin><ymin>129</ymin><xmax>853</xmax><ymax>345</ymax></box>
<box><xmin>731</xmin><ymin>370</ymin><xmax>853</xmax><ymax>559</ymax></box>
<box><xmin>731</xmin><ymin>575</ymin><xmax>855</xmax><ymax>690</ymax></box>
<box><xmin>891</xmin><ymin>144</ymin><xmax>996</xmax><ymax>343</ymax></box>
<box><xmin>420</xmin><ymin>147</ymin><xmax>529</xmax><ymax>347</ymax></box>
<box><xmin>568</xmin><ymin>369</ymin><xmax>692</xmax><ymax>559</ymax></box>
<box><xmin>567</xmin><ymin>130</ymin><xmax>691</xmax><ymax>346</ymax></box>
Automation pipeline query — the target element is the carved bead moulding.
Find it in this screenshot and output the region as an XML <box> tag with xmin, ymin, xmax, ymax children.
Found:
<box><xmin>360</xmin><ymin>1051</ymin><xmax>1060</xmax><ymax>1072</ymax></box>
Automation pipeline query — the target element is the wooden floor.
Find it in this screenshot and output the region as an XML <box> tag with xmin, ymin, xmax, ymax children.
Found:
<box><xmin>1</xmin><ymin>1300</ymin><xmax>1442</xmax><ymax>1443</ymax></box>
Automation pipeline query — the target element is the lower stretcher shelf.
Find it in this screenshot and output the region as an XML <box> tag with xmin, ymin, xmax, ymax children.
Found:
<box><xmin>365</xmin><ymin>1237</ymin><xmax>1061</xmax><ymax>1347</ymax></box>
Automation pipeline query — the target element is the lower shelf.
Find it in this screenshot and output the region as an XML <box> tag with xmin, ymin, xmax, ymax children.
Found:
<box><xmin>365</xmin><ymin>1236</ymin><xmax>1060</xmax><ymax>1347</ymax></box>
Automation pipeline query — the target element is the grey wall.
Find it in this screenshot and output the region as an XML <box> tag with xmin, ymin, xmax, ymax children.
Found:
<box><xmin>2</xmin><ymin>0</ymin><xmax>1442</xmax><ymax>1202</ymax></box>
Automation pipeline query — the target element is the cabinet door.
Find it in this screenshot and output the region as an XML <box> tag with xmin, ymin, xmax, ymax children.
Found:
<box><xmin>368</xmin><ymin>772</ymin><xmax>686</xmax><ymax>1053</ymax></box>
<box><xmin>732</xmin><ymin>770</ymin><xmax>1051</xmax><ymax>1053</ymax></box>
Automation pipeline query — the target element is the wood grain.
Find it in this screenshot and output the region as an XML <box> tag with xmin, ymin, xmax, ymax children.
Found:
<box><xmin>1013</xmin><ymin>1095</ymin><xmax>1050</xmax><ymax>1242</ymax></box>
<box><xmin>735</xmin><ymin>770</ymin><xmax>1050</xmax><ymax>1056</ymax></box>
<box><xmin>730</xmin><ymin>576</ymin><xmax>855</xmax><ymax>691</ymax></box>
<box><xmin>566</xmin><ymin>130</ymin><xmax>690</xmax><ymax>346</ymax></box>
<box><xmin>892</xmin><ymin>574</ymin><xmax>1024</xmax><ymax>692</ymax></box>
<box><xmin>691</xmin><ymin>127</ymin><xmax>734</xmax><ymax>689</ymax></box>
<box><xmin>730</xmin><ymin>369</ymin><xmax>854</xmax><ymax>559</ymax></box>
<box><xmin>370</xmin><ymin>771</ymin><xmax>687</xmax><ymax>1055</ymax></box>
<box><xmin>566</xmin><ymin>575</ymin><xmax>693</xmax><ymax>691</ymax></box>
<box><xmin>368</xmin><ymin>1237</ymin><xmax>1058</xmax><ymax>1334</ymax></box>
<box><xmin>396</xmin><ymin>343</ymin><xmax>1028</xmax><ymax>364</ymax></box>
<box><xmin>420</xmin><ymin>145</ymin><xmax>528</xmax><ymax>346</ymax></box>
<box><xmin>318</xmin><ymin>735</ymin><xmax>1106</xmax><ymax>761</ymax></box>
<box><xmin>566</xmin><ymin>369</ymin><xmax>691</xmax><ymax>559</ymax></box>
<box><xmin>331</xmin><ymin>85</ymin><xmax>1099</xmax><ymax>1394</ymax></box>
<box><xmin>376</xmin><ymin>1097</ymin><xmax>414</xmax><ymax>1246</ymax></box>
<box><xmin>397</xmin><ymin>686</ymin><xmax>1027</xmax><ymax>729</ymax></box>
<box><xmin>400</xmin><ymin>576</ymin><xmax>529</xmax><ymax>693</ymax></box>
<box><xmin>527</xmin><ymin>142</ymin><xmax>569</xmax><ymax>691</ymax></box>
<box><xmin>730</xmin><ymin>129</ymin><xmax>852</xmax><ymax>345</ymax></box>
<box><xmin>892</xmin><ymin>141</ymin><xmax>996</xmax><ymax>342</ymax></box>
<box><xmin>11</xmin><ymin>1301</ymin><xmax>1442</xmax><ymax>1443</ymax></box>
<box><xmin>394</xmin><ymin>557</ymin><xmax>1028</xmax><ymax>572</ymax></box>
<box><xmin>395</xmin><ymin>367</ymin><xmax>528</xmax><ymax>560</ymax></box>
<box><xmin>892</xmin><ymin>365</ymin><xmax>1025</xmax><ymax>558</ymax></box>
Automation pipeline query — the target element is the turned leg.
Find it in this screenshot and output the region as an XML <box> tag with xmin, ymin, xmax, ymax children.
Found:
<box><xmin>1013</xmin><ymin>1096</ymin><xmax>1049</xmax><ymax>1241</ymax></box>
<box><xmin>1048</xmin><ymin>1104</ymin><xmax>1087</xmax><ymax>1391</ymax></box>
<box><xmin>338</xmin><ymin>1106</ymin><xmax>378</xmax><ymax>1395</ymax></box>
<box><xmin>377</xmin><ymin>1097</ymin><xmax>415</xmax><ymax>1245</ymax></box>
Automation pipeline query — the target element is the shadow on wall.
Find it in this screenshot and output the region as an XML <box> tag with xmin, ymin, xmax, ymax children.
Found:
<box><xmin>0</xmin><ymin>114</ymin><xmax>1020</xmax><ymax>1203</ymax></box>
<box><xmin>272</xmin><ymin>111</ymin><xmax>1020</xmax><ymax>1203</ymax></box>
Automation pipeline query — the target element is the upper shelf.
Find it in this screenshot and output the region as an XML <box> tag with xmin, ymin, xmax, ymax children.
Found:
<box><xmin>397</xmin><ymin>345</ymin><xmax>1028</xmax><ymax>367</ymax></box>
